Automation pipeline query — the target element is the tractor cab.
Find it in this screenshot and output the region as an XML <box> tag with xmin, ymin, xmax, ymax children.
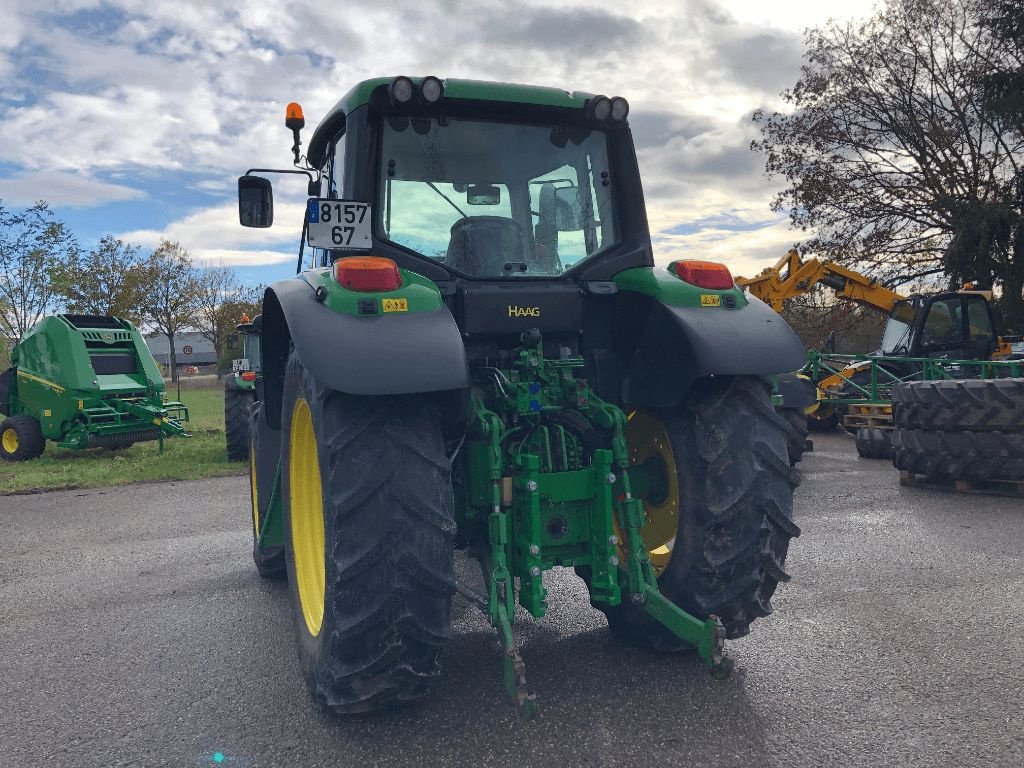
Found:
<box><xmin>879</xmin><ymin>290</ymin><xmax>999</xmax><ymax>361</ymax></box>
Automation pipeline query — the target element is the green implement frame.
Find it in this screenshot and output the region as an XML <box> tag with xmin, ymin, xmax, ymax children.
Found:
<box><xmin>805</xmin><ymin>350</ymin><xmax>1024</xmax><ymax>408</ymax></box>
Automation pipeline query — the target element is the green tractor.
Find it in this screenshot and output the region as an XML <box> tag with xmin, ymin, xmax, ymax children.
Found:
<box><xmin>239</xmin><ymin>77</ymin><xmax>805</xmax><ymax>716</ymax></box>
<box><xmin>223</xmin><ymin>316</ymin><xmax>260</xmax><ymax>462</ymax></box>
<box><xmin>0</xmin><ymin>314</ymin><xmax>189</xmax><ymax>460</ymax></box>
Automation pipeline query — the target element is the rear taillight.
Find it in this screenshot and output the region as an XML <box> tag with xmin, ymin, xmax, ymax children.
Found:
<box><xmin>240</xmin><ymin>371</ymin><xmax>257</xmax><ymax>382</ymax></box>
<box><xmin>333</xmin><ymin>256</ymin><xmax>402</xmax><ymax>292</ymax></box>
<box><xmin>668</xmin><ymin>260</ymin><xmax>734</xmax><ymax>290</ymax></box>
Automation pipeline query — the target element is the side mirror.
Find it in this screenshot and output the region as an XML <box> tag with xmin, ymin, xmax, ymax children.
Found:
<box><xmin>826</xmin><ymin>331</ymin><xmax>837</xmax><ymax>353</ymax></box>
<box><xmin>238</xmin><ymin>176</ymin><xmax>274</xmax><ymax>228</ymax></box>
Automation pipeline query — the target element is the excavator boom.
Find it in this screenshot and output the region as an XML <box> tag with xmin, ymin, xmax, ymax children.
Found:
<box><xmin>737</xmin><ymin>248</ymin><xmax>905</xmax><ymax>314</ymax></box>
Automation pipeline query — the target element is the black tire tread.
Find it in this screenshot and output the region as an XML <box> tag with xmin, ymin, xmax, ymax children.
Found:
<box><xmin>855</xmin><ymin>427</ymin><xmax>892</xmax><ymax>460</ymax></box>
<box><xmin>249</xmin><ymin>401</ymin><xmax>286</xmax><ymax>580</ymax></box>
<box><xmin>892</xmin><ymin>378</ymin><xmax>1024</xmax><ymax>432</ymax></box>
<box><xmin>282</xmin><ymin>355</ymin><xmax>454</xmax><ymax>714</ymax></box>
<box><xmin>596</xmin><ymin>376</ymin><xmax>800</xmax><ymax>648</ymax></box>
<box><xmin>224</xmin><ymin>385</ymin><xmax>253</xmax><ymax>462</ymax></box>
<box><xmin>780</xmin><ymin>407</ymin><xmax>809</xmax><ymax>466</ymax></box>
<box><xmin>0</xmin><ymin>415</ymin><xmax>45</xmax><ymax>461</ymax></box>
<box><xmin>892</xmin><ymin>427</ymin><xmax>1024</xmax><ymax>481</ymax></box>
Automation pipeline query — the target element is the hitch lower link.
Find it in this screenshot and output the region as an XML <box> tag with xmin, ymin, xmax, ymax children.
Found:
<box><xmin>467</xmin><ymin>408</ymin><xmax>731</xmax><ymax>719</ymax></box>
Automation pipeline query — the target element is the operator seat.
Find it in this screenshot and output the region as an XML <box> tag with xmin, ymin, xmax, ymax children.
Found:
<box><xmin>446</xmin><ymin>216</ymin><xmax>525</xmax><ymax>276</ymax></box>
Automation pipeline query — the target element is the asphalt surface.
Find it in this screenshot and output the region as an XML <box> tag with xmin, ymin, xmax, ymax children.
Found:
<box><xmin>3</xmin><ymin>431</ymin><xmax>1023</xmax><ymax>768</ymax></box>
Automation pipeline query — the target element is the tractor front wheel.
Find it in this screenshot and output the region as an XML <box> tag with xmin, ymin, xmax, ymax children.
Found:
<box><xmin>0</xmin><ymin>415</ymin><xmax>45</xmax><ymax>461</ymax></box>
<box><xmin>281</xmin><ymin>352</ymin><xmax>455</xmax><ymax>713</ymax></box>
<box><xmin>597</xmin><ymin>376</ymin><xmax>800</xmax><ymax>650</ymax></box>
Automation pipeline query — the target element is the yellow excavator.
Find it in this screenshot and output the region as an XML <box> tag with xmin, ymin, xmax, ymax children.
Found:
<box><xmin>737</xmin><ymin>249</ymin><xmax>1017</xmax><ymax>436</ymax></box>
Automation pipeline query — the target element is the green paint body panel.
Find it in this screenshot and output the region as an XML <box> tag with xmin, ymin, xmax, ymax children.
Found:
<box><xmin>5</xmin><ymin>315</ymin><xmax>188</xmax><ymax>449</ymax></box>
<box><xmin>311</xmin><ymin>77</ymin><xmax>594</xmax><ymax>156</ymax></box>
<box><xmin>307</xmin><ymin>265</ymin><xmax>444</xmax><ymax>316</ymax></box>
<box><xmin>614</xmin><ymin>265</ymin><xmax>749</xmax><ymax>308</ymax></box>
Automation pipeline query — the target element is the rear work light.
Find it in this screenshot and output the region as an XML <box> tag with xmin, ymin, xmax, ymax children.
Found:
<box><xmin>669</xmin><ymin>260</ymin><xmax>735</xmax><ymax>290</ymax></box>
<box><xmin>334</xmin><ymin>256</ymin><xmax>402</xmax><ymax>292</ymax></box>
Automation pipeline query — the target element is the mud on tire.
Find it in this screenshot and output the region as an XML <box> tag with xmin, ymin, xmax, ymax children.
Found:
<box><xmin>594</xmin><ymin>376</ymin><xmax>800</xmax><ymax>649</ymax></box>
<box><xmin>281</xmin><ymin>353</ymin><xmax>455</xmax><ymax>713</ymax></box>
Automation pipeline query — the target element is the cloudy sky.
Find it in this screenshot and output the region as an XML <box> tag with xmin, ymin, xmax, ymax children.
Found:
<box><xmin>0</xmin><ymin>0</ymin><xmax>877</xmax><ymax>287</ymax></box>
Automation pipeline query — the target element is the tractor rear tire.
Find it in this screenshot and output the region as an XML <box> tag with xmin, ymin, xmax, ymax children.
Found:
<box><xmin>0</xmin><ymin>415</ymin><xmax>45</xmax><ymax>461</ymax></box>
<box><xmin>892</xmin><ymin>428</ymin><xmax>1024</xmax><ymax>481</ymax></box>
<box><xmin>281</xmin><ymin>353</ymin><xmax>455</xmax><ymax>713</ymax></box>
<box><xmin>780</xmin><ymin>407</ymin><xmax>809</xmax><ymax>466</ymax></box>
<box><xmin>225</xmin><ymin>384</ymin><xmax>253</xmax><ymax>462</ymax></box>
<box><xmin>855</xmin><ymin>427</ymin><xmax>892</xmax><ymax>459</ymax></box>
<box><xmin>892</xmin><ymin>379</ymin><xmax>1024</xmax><ymax>432</ymax></box>
<box><xmin>595</xmin><ymin>376</ymin><xmax>800</xmax><ymax>649</ymax></box>
<box><xmin>249</xmin><ymin>402</ymin><xmax>286</xmax><ymax>580</ymax></box>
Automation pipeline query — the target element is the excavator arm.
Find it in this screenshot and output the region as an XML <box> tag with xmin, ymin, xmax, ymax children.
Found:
<box><xmin>737</xmin><ymin>248</ymin><xmax>905</xmax><ymax>314</ymax></box>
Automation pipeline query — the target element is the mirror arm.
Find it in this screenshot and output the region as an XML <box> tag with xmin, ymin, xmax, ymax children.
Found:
<box><xmin>244</xmin><ymin>168</ymin><xmax>321</xmax><ymax>197</ymax></box>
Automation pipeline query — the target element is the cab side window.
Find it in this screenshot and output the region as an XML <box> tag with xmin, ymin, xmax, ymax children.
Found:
<box><xmin>966</xmin><ymin>296</ymin><xmax>994</xmax><ymax>342</ymax></box>
<box><xmin>920</xmin><ymin>297</ymin><xmax>964</xmax><ymax>348</ymax></box>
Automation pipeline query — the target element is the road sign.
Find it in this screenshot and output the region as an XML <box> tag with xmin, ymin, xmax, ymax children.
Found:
<box><xmin>183</xmin><ymin>345</ymin><xmax>193</xmax><ymax>356</ymax></box>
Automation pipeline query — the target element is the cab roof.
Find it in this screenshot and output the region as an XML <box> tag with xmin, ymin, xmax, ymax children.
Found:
<box><xmin>307</xmin><ymin>77</ymin><xmax>594</xmax><ymax>168</ymax></box>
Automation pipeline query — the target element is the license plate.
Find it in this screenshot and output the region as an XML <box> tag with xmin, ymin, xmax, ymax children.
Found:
<box><xmin>232</xmin><ymin>358</ymin><xmax>250</xmax><ymax>372</ymax></box>
<box><xmin>306</xmin><ymin>199</ymin><xmax>372</xmax><ymax>250</ymax></box>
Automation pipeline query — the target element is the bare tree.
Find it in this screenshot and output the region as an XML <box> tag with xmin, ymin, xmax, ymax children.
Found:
<box><xmin>194</xmin><ymin>264</ymin><xmax>263</xmax><ymax>370</ymax></box>
<box><xmin>0</xmin><ymin>201</ymin><xmax>77</xmax><ymax>341</ymax></box>
<box><xmin>144</xmin><ymin>240</ymin><xmax>202</xmax><ymax>382</ymax></box>
<box><xmin>54</xmin><ymin>235</ymin><xmax>152</xmax><ymax>322</ymax></box>
<box><xmin>752</xmin><ymin>0</ymin><xmax>1024</xmax><ymax>322</ymax></box>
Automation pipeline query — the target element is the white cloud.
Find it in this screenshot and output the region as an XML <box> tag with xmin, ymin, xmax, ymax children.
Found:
<box><xmin>118</xmin><ymin>200</ymin><xmax>305</xmax><ymax>267</ymax></box>
<box><xmin>0</xmin><ymin>0</ymin><xmax>880</xmax><ymax>262</ymax></box>
<box><xmin>0</xmin><ymin>170</ymin><xmax>144</xmax><ymax>207</ymax></box>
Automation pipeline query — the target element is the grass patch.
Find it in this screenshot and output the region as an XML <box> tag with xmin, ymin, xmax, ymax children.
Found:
<box><xmin>0</xmin><ymin>385</ymin><xmax>246</xmax><ymax>495</ymax></box>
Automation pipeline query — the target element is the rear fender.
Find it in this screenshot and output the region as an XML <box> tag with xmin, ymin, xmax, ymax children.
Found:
<box><xmin>622</xmin><ymin>296</ymin><xmax>806</xmax><ymax>407</ymax></box>
<box><xmin>260</xmin><ymin>277</ymin><xmax>469</xmax><ymax>430</ymax></box>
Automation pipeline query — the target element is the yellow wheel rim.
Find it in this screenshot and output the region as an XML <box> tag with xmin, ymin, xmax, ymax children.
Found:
<box><xmin>289</xmin><ymin>398</ymin><xmax>325</xmax><ymax>637</ymax></box>
<box><xmin>2</xmin><ymin>428</ymin><xmax>18</xmax><ymax>454</ymax></box>
<box><xmin>622</xmin><ymin>411</ymin><xmax>680</xmax><ymax>572</ymax></box>
<box><xmin>249</xmin><ymin>438</ymin><xmax>260</xmax><ymax>539</ymax></box>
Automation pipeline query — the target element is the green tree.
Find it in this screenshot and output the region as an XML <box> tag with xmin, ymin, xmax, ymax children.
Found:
<box><xmin>0</xmin><ymin>201</ymin><xmax>77</xmax><ymax>342</ymax></box>
<box><xmin>143</xmin><ymin>240</ymin><xmax>202</xmax><ymax>382</ymax></box>
<box><xmin>194</xmin><ymin>264</ymin><xmax>263</xmax><ymax>372</ymax></box>
<box><xmin>752</xmin><ymin>0</ymin><xmax>1024</xmax><ymax>323</ymax></box>
<box><xmin>54</xmin><ymin>235</ymin><xmax>152</xmax><ymax>322</ymax></box>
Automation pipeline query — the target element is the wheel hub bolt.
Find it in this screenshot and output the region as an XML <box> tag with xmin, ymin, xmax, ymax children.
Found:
<box><xmin>529</xmin><ymin>566</ymin><xmax>541</xmax><ymax>577</ymax></box>
<box><xmin>526</xmin><ymin>480</ymin><xmax>538</xmax><ymax>492</ymax></box>
<box><xmin>608</xmin><ymin>535</ymin><xmax>619</xmax><ymax>546</ymax></box>
<box><xmin>609</xmin><ymin>555</ymin><xmax>619</xmax><ymax>566</ymax></box>
<box><xmin>528</xmin><ymin>544</ymin><xmax>540</xmax><ymax>556</ymax></box>
<box><xmin>606</xmin><ymin>473</ymin><xmax>616</xmax><ymax>485</ymax></box>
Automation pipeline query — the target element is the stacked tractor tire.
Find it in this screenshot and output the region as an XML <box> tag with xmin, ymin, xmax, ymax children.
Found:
<box><xmin>891</xmin><ymin>379</ymin><xmax>1024</xmax><ymax>486</ymax></box>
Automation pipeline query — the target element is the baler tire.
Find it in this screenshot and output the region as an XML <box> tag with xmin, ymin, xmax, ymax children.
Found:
<box><xmin>892</xmin><ymin>379</ymin><xmax>1024</xmax><ymax>432</ymax></box>
<box><xmin>892</xmin><ymin>427</ymin><xmax>1024</xmax><ymax>482</ymax></box>
<box><xmin>281</xmin><ymin>353</ymin><xmax>455</xmax><ymax>714</ymax></box>
<box><xmin>249</xmin><ymin>402</ymin><xmax>286</xmax><ymax>581</ymax></box>
<box><xmin>780</xmin><ymin>407</ymin><xmax>809</xmax><ymax>466</ymax></box>
<box><xmin>593</xmin><ymin>376</ymin><xmax>800</xmax><ymax>650</ymax></box>
<box><xmin>0</xmin><ymin>415</ymin><xmax>45</xmax><ymax>461</ymax></box>
<box><xmin>225</xmin><ymin>385</ymin><xmax>253</xmax><ymax>462</ymax></box>
<box><xmin>855</xmin><ymin>427</ymin><xmax>892</xmax><ymax>459</ymax></box>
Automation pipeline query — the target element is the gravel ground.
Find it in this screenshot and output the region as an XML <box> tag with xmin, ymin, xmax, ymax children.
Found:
<box><xmin>2</xmin><ymin>431</ymin><xmax>1022</xmax><ymax>767</ymax></box>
